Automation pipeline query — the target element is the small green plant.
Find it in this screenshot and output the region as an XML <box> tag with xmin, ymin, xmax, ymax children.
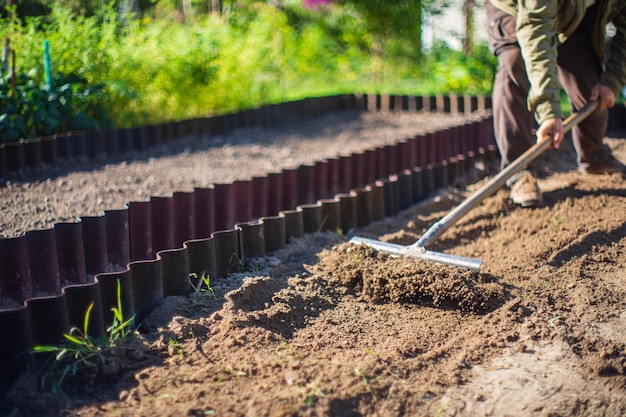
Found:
<box><xmin>180</xmin><ymin>272</ymin><xmax>218</xmax><ymax>314</ymax></box>
<box><xmin>548</xmin><ymin>214</ymin><xmax>567</xmax><ymax>229</ymax></box>
<box><xmin>188</xmin><ymin>272</ymin><xmax>216</xmax><ymax>299</ymax></box>
<box><xmin>364</xmin><ymin>347</ymin><xmax>377</xmax><ymax>357</ymax></box>
<box><xmin>353</xmin><ymin>368</ymin><xmax>372</xmax><ymax>393</ymax></box>
<box><xmin>299</xmin><ymin>383</ymin><xmax>326</xmax><ymax>408</ymax></box>
<box><xmin>33</xmin><ymin>279</ymin><xmax>136</xmax><ymax>393</ymax></box>
<box><xmin>168</xmin><ymin>338</ymin><xmax>184</xmax><ymax>358</ymax></box>
<box><xmin>108</xmin><ymin>280</ymin><xmax>135</xmax><ymax>342</ymax></box>
<box><xmin>434</xmin><ymin>401</ymin><xmax>449</xmax><ymax>417</ymax></box>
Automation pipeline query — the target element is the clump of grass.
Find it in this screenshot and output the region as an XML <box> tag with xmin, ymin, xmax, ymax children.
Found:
<box><xmin>33</xmin><ymin>280</ymin><xmax>137</xmax><ymax>393</ymax></box>
<box><xmin>189</xmin><ymin>272</ymin><xmax>217</xmax><ymax>300</ymax></box>
<box><xmin>178</xmin><ymin>272</ymin><xmax>218</xmax><ymax>314</ymax></box>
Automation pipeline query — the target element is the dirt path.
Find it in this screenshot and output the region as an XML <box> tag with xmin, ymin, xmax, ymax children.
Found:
<box><xmin>1</xmin><ymin>115</ymin><xmax>625</xmax><ymax>417</ymax></box>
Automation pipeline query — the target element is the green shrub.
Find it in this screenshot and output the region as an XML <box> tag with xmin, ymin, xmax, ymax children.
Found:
<box><xmin>1</xmin><ymin>2</ymin><xmax>497</xmax><ymax>135</ymax></box>
<box><xmin>102</xmin><ymin>18</ymin><xmax>221</xmax><ymax>126</ymax></box>
<box><xmin>0</xmin><ymin>70</ymin><xmax>111</xmax><ymax>143</ymax></box>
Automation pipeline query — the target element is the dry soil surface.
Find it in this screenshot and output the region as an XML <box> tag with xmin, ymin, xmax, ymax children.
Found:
<box><xmin>1</xmin><ymin>110</ymin><xmax>626</xmax><ymax>417</ymax></box>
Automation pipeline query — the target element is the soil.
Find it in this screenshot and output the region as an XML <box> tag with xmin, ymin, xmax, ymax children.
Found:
<box><xmin>1</xmin><ymin>110</ymin><xmax>626</xmax><ymax>417</ymax></box>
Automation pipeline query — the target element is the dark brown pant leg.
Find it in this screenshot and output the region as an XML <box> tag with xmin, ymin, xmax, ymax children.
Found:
<box><xmin>493</xmin><ymin>49</ymin><xmax>534</xmax><ymax>169</ymax></box>
<box><xmin>487</xmin><ymin>0</ymin><xmax>534</xmax><ymax>169</ymax></box>
<box><xmin>556</xmin><ymin>9</ymin><xmax>608</xmax><ymax>167</ymax></box>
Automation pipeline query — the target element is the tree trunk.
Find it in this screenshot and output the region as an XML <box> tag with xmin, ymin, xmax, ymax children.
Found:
<box><xmin>2</xmin><ymin>38</ymin><xmax>9</xmax><ymax>73</ymax></box>
<box><xmin>463</xmin><ymin>0</ymin><xmax>474</xmax><ymax>55</ymax></box>
<box><xmin>211</xmin><ymin>0</ymin><xmax>221</xmax><ymax>16</ymax></box>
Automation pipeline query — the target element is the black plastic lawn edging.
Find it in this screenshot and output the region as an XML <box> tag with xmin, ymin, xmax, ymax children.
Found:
<box><xmin>0</xmin><ymin>93</ymin><xmax>624</xmax><ymax>393</ymax></box>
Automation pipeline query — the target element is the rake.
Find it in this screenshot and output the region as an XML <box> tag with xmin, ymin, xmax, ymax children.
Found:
<box><xmin>349</xmin><ymin>101</ymin><xmax>600</xmax><ymax>272</ymax></box>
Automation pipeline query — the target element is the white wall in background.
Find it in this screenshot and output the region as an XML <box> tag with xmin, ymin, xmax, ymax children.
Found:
<box><xmin>423</xmin><ymin>0</ymin><xmax>488</xmax><ymax>51</ymax></box>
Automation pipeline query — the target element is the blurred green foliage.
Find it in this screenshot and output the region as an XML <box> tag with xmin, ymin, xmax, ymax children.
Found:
<box><xmin>1</xmin><ymin>0</ymin><xmax>496</xmax><ymax>141</ymax></box>
<box><xmin>0</xmin><ymin>70</ymin><xmax>111</xmax><ymax>143</ymax></box>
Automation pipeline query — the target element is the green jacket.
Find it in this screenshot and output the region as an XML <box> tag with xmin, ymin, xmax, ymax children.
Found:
<box><xmin>490</xmin><ymin>0</ymin><xmax>626</xmax><ymax>124</ymax></box>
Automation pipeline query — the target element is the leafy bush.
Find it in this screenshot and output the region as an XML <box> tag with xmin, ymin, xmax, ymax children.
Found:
<box><xmin>101</xmin><ymin>18</ymin><xmax>221</xmax><ymax>126</ymax></box>
<box><xmin>1</xmin><ymin>2</ymin><xmax>497</xmax><ymax>138</ymax></box>
<box><xmin>417</xmin><ymin>41</ymin><xmax>496</xmax><ymax>94</ymax></box>
<box><xmin>0</xmin><ymin>70</ymin><xmax>111</xmax><ymax>143</ymax></box>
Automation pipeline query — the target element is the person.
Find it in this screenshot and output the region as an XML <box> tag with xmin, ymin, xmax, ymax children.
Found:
<box><xmin>486</xmin><ymin>0</ymin><xmax>626</xmax><ymax>207</ymax></box>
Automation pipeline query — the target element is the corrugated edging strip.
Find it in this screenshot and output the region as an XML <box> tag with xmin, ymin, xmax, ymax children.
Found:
<box><xmin>0</xmin><ymin>95</ymin><xmax>357</xmax><ymax>177</ymax></box>
<box><xmin>0</xmin><ymin>93</ymin><xmax>490</xmax><ymax>177</ymax></box>
<box><xmin>1</xmin><ymin>94</ymin><xmax>624</xmax><ymax>391</ymax></box>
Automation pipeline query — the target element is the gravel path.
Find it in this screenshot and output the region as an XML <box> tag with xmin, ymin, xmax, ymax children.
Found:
<box><xmin>0</xmin><ymin>111</ymin><xmax>483</xmax><ymax>238</ymax></box>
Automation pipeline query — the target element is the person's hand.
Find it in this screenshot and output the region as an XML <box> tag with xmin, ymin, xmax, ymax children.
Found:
<box><xmin>536</xmin><ymin>117</ymin><xmax>564</xmax><ymax>148</ymax></box>
<box><xmin>590</xmin><ymin>84</ymin><xmax>616</xmax><ymax>111</ymax></box>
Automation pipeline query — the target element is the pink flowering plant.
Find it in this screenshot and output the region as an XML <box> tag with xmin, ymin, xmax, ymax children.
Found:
<box><xmin>303</xmin><ymin>0</ymin><xmax>336</xmax><ymax>8</ymax></box>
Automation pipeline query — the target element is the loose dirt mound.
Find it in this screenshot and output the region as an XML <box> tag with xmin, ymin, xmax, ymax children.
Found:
<box><xmin>312</xmin><ymin>243</ymin><xmax>507</xmax><ymax>313</ymax></box>
<box><xmin>2</xmin><ymin>132</ymin><xmax>626</xmax><ymax>417</ymax></box>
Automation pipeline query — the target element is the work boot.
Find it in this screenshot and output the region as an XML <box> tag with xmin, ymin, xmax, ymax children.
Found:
<box><xmin>579</xmin><ymin>154</ymin><xmax>626</xmax><ymax>176</ymax></box>
<box><xmin>509</xmin><ymin>170</ymin><xmax>543</xmax><ymax>208</ymax></box>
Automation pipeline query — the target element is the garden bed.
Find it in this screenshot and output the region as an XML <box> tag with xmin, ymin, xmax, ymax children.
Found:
<box><xmin>1</xmin><ymin>111</ymin><xmax>626</xmax><ymax>416</ymax></box>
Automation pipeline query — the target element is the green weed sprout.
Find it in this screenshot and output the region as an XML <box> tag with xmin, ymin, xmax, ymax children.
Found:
<box><xmin>33</xmin><ymin>279</ymin><xmax>136</xmax><ymax>393</ymax></box>
<box><xmin>107</xmin><ymin>279</ymin><xmax>135</xmax><ymax>343</ymax></box>
<box><xmin>189</xmin><ymin>272</ymin><xmax>216</xmax><ymax>299</ymax></box>
<box><xmin>301</xmin><ymin>383</ymin><xmax>326</xmax><ymax>408</ymax></box>
<box><xmin>181</xmin><ymin>272</ymin><xmax>218</xmax><ymax>314</ymax></box>
<box><xmin>168</xmin><ymin>338</ymin><xmax>184</xmax><ymax>358</ymax></box>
